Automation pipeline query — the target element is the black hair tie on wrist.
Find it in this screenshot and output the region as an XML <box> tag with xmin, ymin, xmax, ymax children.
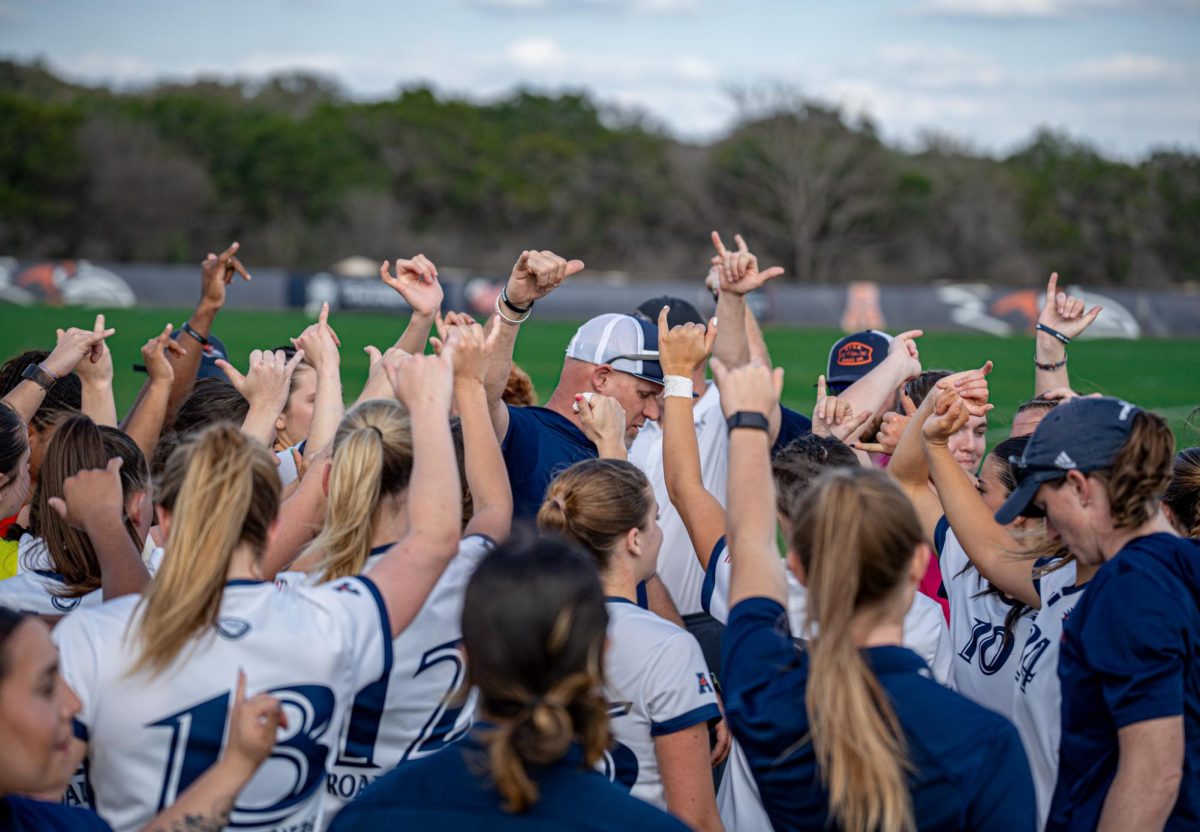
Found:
<box><xmin>1036</xmin><ymin>322</ymin><xmax>1071</xmax><ymax>345</ymax></box>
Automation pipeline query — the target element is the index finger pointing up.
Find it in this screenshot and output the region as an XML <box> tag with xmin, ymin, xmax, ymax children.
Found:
<box><xmin>710</xmin><ymin>230</ymin><xmax>728</xmax><ymax>258</ymax></box>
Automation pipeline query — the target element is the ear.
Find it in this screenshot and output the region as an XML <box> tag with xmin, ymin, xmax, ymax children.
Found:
<box><xmin>1161</xmin><ymin>501</ymin><xmax>1178</xmax><ymax>531</ymax></box>
<box><xmin>786</xmin><ymin>549</ymin><xmax>806</xmax><ymax>586</ymax></box>
<box><xmin>624</xmin><ymin>525</ymin><xmax>641</xmax><ymax>558</ymax></box>
<box><xmin>1065</xmin><ymin>470</ymin><xmax>1090</xmax><ymax>504</ymax></box>
<box><xmin>592</xmin><ymin>364</ymin><xmax>612</xmax><ymax>393</ymax></box>
<box><xmin>908</xmin><ymin>543</ymin><xmax>931</xmax><ymax>587</ymax></box>
<box><xmin>126</xmin><ymin>491</ymin><xmax>147</xmax><ymax>530</ymax></box>
<box><xmin>0</xmin><ymin>470</ymin><xmax>8</xmax><ymax>490</ymax></box>
<box><xmin>154</xmin><ymin>505</ymin><xmax>172</xmax><ymax>541</ymax></box>
<box><xmin>275</xmin><ymin>411</ymin><xmax>288</xmax><ymax>433</ymax></box>
<box><xmin>321</xmin><ymin>462</ymin><xmax>332</xmax><ymax>497</ymax></box>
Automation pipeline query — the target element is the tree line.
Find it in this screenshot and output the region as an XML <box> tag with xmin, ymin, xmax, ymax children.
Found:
<box><xmin>1</xmin><ymin>60</ymin><xmax>1196</xmax><ymax>285</ymax></box>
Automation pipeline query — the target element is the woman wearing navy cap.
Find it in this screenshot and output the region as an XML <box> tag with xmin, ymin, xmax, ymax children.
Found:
<box><xmin>994</xmin><ymin>396</ymin><xmax>1199</xmax><ymax>831</ymax></box>
<box><xmin>714</xmin><ymin>358</ymin><xmax>1035</xmax><ymax>832</ymax></box>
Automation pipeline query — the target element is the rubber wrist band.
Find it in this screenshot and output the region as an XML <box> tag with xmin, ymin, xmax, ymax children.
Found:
<box><xmin>1036</xmin><ymin>323</ymin><xmax>1071</xmax><ymax>345</ymax></box>
<box><xmin>495</xmin><ymin>294</ymin><xmax>531</xmax><ymax>325</ymax></box>
<box><xmin>182</xmin><ymin>321</ymin><xmax>208</xmax><ymax>346</ymax></box>
<box><xmin>1035</xmin><ymin>356</ymin><xmax>1068</xmax><ymax>371</ymax></box>
<box><xmin>663</xmin><ymin>375</ymin><xmax>693</xmax><ymax>399</ymax></box>
<box><xmin>500</xmin><ymin>286</ymin><xmax>533</xmax><ymax>315</ymax></box>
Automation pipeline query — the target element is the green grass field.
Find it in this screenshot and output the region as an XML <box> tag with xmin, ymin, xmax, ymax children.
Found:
<box><xmin>4</xmin><ymin>304</ymin><xmax>1199</xmax><ymax>447</ymax></box>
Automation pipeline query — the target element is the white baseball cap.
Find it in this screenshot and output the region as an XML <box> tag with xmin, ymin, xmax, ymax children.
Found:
<box><xmin>565</xmin><ymin>314</ymin><xmax>664</xmax><ymax>385</ymax></box>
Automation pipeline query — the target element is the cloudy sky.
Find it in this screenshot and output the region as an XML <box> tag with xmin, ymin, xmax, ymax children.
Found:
<box><xmin>1</xmin><ymin>0</ymin><xmax>1197</xmax><ymax>157</ymax></box>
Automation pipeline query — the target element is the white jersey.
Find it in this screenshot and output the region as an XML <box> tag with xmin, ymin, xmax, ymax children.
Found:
<box><xmin>629</xmin><ymin>383</ymin><xmax>727</xmax><ymax>616</ymax></box>
<box><xmin>937</xmin><ymin>517</ymin><xmax>1034</xmax><ymax>718</ymax></box>
<box><xmin>701</xmin><ymin>538</ymin><xmax>952</xmax><ymax>682</ymax></box>
<box><xmin>601</xmin><ymin>598</ymin><xmax>721</xmax><ymax>809</ymax></box>
<box><xmin>1012</xmin><ymin>559</ymin><xmax>1085</xmax><ymax>829</ymax></box>
<box><xmin>276</xmin><ymin>536</ymin><xmax>491</xmax><ymax>820</ymax></box>
<box><xmin>52</xmin><ymin>575</ymin><xmax>392</xmax><ymax>832</ymax></box>
<box><xmin>0</xmin><ymin>534</ymin><xmax>102</xmax><ymax>616</ymax></box>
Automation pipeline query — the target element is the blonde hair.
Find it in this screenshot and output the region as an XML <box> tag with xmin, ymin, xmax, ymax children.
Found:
<box><xmin>303</xmin><ymin>400</ymin><xmax>414</xmax><ymax>583</ymax></box>
<box><xmin>132</xmin><ymin>424</ymin><xmax>279</xmax><ymax>675</ymax></box>
<box><xmin>536</xmin><ymin>459</ymin><xmax>652</xmax><ymax>573</ymax></box>
<box><xmin>790</xmin><ymin>467</ymin><xmax>919</xmax><ymax>832</ymax></box>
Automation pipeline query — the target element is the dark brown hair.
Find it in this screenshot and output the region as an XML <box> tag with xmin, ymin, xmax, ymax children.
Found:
<box><xmin>1087</xmin><ymin>411</ymin><xmax>1175</xmax><ymax>530</ymax></box>
<box><xmin>462</xmin><ymin>533</ymin><xmax>610</xmax><ymax>813</ymax></box>
<box><xmin>772</xmin><ymin>435</ymin><xmax>860</xmax><ymax>518</ymax></box>
<box><xmin>0</xmin><ymin>350</ymin><xmax>82</xmax><ymax>431</ymax></box>
<box><xmin>1163</xmin><ymin>447</ymin><xmax>1200</xmax><ymax>538</ymax></box>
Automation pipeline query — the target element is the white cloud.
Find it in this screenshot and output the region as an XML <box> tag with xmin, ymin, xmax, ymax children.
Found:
<box><xmin>878</xmin><ymin>44</ymin><xmax>1006</xmax><ymax>88</ymax></box>
<box><xmin>1065</xmin><ymin>53</ymin><xmax>1178</xmax><ymax>82</ymax></box>
<box><xmin>505</xmin><ymin>37</ymin><xmax>568</xmax><ymax>70</ymax></box>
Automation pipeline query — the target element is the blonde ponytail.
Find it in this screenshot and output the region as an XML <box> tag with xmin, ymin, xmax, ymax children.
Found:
<box><xmin>303</xmin><ymin>400</ymin><xmax>414</xmax><ymax>583</ymax></box>
<box><xmin>792</xmin><ymin>468</ymin><xmax>920</xmax><ymax>832</ymax></box>
<box><xmin>132</xmin><ymin>425</ymin><xmax>279</xmax><ymax>676</ymax></box>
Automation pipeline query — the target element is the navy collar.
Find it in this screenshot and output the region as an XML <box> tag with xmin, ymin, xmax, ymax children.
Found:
<box><xmin>225</xmin><ymin>579</ymin><xmax>265</xmax><ymax>587</ymax></box>
<box><xmin>605</xmin><ymin>595</ymin><xmax>638</xmax><ymax>606</ymax></box>
<box><xmin>862</xmin><ymin>645</ymin><xmax>928</xmax><ymax>676</ymax></box>
<box><xmin>369</xmin><ymin>542</ymin><xmax>396</xmax><ymax>558</ymax></box>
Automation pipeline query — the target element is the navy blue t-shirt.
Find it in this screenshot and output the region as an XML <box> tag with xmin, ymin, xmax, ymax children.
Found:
<box><xmin>721</xmin><ymin>597</ymin><xmax>1036</xmax><ymax>832</ymax></box>
<box><xmin>502</xmin><ymin>405</ymin><xmax>598</xmax><ymax>522</ymax></box>
<box><xmin>0</xmin><ymin>797</ymin><xmax>111</xmax><ymax>832</ymax></box>
<box><xmin>1047</xmin><ymin>533</ymin><xmax>1200</xmax><ymax>832</ymax></box>
<box><xmin>329</xmin><ymin>731</ymin><xmax>688</xmax><ymax>832</ymax></box>
<box><xmin>773</xmin><ymin>405</ymin><xmax>813</xmax><ymax>457</ymax></box>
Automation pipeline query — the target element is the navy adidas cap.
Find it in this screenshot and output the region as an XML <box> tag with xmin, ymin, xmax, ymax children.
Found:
<box><xmin>826</xmin><ymin>330</ymin><xmax>892</xmax><ymax>389</ymax></box>
<box><xmin>634</xmin><ymin>296</ymin><xmax>706</xmax><ymax>330</ymax></box>
<box><xmin>994</xmin><ymin>396</ymin><xmax>1141</xmax><ymax>525</ymax></box>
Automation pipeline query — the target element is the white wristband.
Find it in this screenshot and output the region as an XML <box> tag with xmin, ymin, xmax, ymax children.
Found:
<box><xmin>663</xmin><ymin>375</ymin><xmax>693</xmax><ymax>399</ymax></box>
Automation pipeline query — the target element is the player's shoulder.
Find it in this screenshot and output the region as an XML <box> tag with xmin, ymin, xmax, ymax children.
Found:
<box><xmin>607</xmin><ymin>598</ymin><xmax>686</xmax><ymax>641</ymax></box>
<box><xmin>52</xmin><ymin>593</ymin><xmax>139</xmax><ymax>646</ymax></box>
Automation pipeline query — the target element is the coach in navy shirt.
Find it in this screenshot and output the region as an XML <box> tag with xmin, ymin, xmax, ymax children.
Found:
<box><xmin>994</xmin><ymin>396</ymin><xmax>1199</xmax><ymax>831</ymax></box>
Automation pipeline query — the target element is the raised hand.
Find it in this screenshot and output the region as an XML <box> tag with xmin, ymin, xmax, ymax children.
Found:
<box><xmin>217</xmin><ymin>349</ymin><xmax>305</xmax><ymax>416</ymax></box>
<box><xmin>658</xmin><ymin>306</ymin><xmax>717</xmax><ymax>377</ymax></box>
<box><xmin>710</xmin><ymin>231</ymin><xmax>785</xmax><ymax>296</ymax></box>
<box><xmin>224</xmin><ymin>669</ymin><xmax>286</xmax><ymax>776</ymax></box>
<box><xmin>290</xmin><ymin>302</ymin><xmax>341</xmax><ymax>372</ymax></box>
<box><xmin>141</xmin><ymin>323</ymin><xmax>186</xmax><ymax>385</ymax></box>
<box><xmin>576</xmin><ymin>394</ymin><xmax>627</xmax><ymax>458</ymax></box>
<box><xmin>854</xmin><ymin>392</ymin><xmax>916</xmax><ymax>455</ymax></box>
<box><xmin>72</xmin><ymin>314</ymin><xmax>115</xmax><ymax>385</ymax></box>
<box><xmin>444</xmin><ymin>318</ymin><xmax>501</xmax><ymax>386</ymax></box>
<box><xmin>47</xmin><ymin>457</ymin><xmax>126</xmax><ymax>531</ymax></box>
<box><xmin>885</xmin><ymin>329</ymin><xmax>924</xmax><ymax>382</ymax></box>
<box><xmin>813</xmin><ymin>374</ymin><xmax>875</xmax><ymax>444</ymax></box>
<box><xmin>42</xmin><ymin>324</ymin><xmax>117</xmax><ymax>379</ymax></box>
<box><xmin>200</xmin><ymin>242</ymin><xmax>252</xmax><ymax>311</ymax></box>
<box><xmin>937</xmin><ymin>360</ymin><xmax>994</xmax><ymax>416</ymax></box>
<box><xmin>381</xmin><ymin>255</ymin><xmax>444</xmax><ymax>318</ymax></box>
<box><xmin>1039</xmin><ymin>272</ymin><xmax>1102</xmax><ymax>341</ymax></box>
<box><xmin>503</xmin><ymin>249</ymin><xmax>585</xmax><ymax>308</ymax></box>
<box><xmin>922</xmin><ymin>389</ymin><xmax>987</xmax><ymax>446</ymax></box>
<box><xmin>387</xmin><ymin>346</ymin><xmax>456</xmax><ymax>416</ymax></box>
<box><xmin>711</xmin><ymin>357</ymin><xmax>783</xmax><ymax>418</ymax></box>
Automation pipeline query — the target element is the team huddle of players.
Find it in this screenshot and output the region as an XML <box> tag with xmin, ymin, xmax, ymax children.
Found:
<box><xmin>0</xmin><ymin>234</ymin><xmax>1197</xmax><ymax>832</ymax></box>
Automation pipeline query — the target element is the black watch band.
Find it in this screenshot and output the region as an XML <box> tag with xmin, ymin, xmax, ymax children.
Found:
<box><xmin>21</xmin><ymin>362</ymin><xmax>59</xmax><ymax>391</ymax></box>
<box><xmin>499</xmin><ymin>286</ymin><xmax>533</xmax><ymax>315</ymax></box>
<box><xmin>726</xmin><ymin>411</ymin><xmax>771</xmax><ymax>434</ymax></box>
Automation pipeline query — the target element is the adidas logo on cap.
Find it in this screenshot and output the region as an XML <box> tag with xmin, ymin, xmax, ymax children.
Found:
<box><xmin>1054</xmin><ymin>451</ymin><xmax>1077</xmax><ymax>469</ymax></box>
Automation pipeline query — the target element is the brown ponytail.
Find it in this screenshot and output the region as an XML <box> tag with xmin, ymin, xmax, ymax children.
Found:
<box><xmin>29</xmin><ymin>415</ymin><xmax>145</xmax><ymax>597</ymax></box>
<box><xmin>537</xmin><ymin>459</ymin><xmax>652</xmax><ymax>573</ymax></box>
<box><xmin>1163</xmin><ymin>447</ymin><xmax>1200</xmax><ymax>538</ymax></box>
<box><xmin>1093</xmin><ymin>411</ymin><xmax>1175</xmax><ymax>531</ymax></box>
<box><xmin>462</xmin><ymin>533</ymin><xmax>610</xmax><ymax>813</ymax></box>
<box><xmin>133</xmin><ymin>424</ymin><xmax>279</xmax><ymax>675</ymax></box>
<box><xmin>791</xmin><ymin>467</ymin><xmax>919</xmax><ymax>832</ymax></box>
<box><xmin>302</xmin><ymin>400</ymin><xmax>414</xmax><ymax>583</ymax></box>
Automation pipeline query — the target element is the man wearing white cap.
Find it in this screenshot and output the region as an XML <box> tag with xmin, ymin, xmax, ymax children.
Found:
<box><xmin>482</xmin><ymin>249</ymin><xmax>664</xmax><ymax>522</ymax></box>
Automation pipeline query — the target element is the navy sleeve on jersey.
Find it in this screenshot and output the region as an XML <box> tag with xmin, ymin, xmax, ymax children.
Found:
<box><xmin>962</xmin><ymin>719</ymin><xmax>1038</xmax><ymax>832</ymax></box>
<box><xmin>721</xmin><ymin>597</ymin><xmax>806</xmax><ymax>751</ymax></box>
<box><xmin>699</xmin><ymin>537</ymin><xmax>727</xmax><ymax>620</ymax></box>
<box><xmin>772</xmin><ymin>406</ymin><xmax>813</xmax><ymax>456</ymax></box>
<box><xmin>1079</xmin><ymin>565</ymin><xmax>1188</xmax><ymax>727</ymax></box>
